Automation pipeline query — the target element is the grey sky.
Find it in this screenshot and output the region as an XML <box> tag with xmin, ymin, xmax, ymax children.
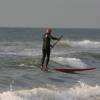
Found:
<box><xmin>0</xmin><ymin>0</ymin><xmax>99</xmax><ymax>28</ymax></box>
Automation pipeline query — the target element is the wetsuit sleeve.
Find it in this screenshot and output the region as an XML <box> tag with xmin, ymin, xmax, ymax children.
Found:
<box><xmin>50</xmin><ymin>35</ymin><xmax>59</xmax><ymax>40</ymax></box>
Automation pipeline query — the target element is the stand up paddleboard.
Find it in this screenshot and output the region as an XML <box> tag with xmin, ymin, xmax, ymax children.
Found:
<box><xmin>54</xmin><ymin>67</ymin><xmax>96</xmax><ymax>73</ymax></box>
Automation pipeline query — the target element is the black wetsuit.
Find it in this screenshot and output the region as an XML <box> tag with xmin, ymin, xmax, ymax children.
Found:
<box><xmin>41</xmin><ymin>33</ymin><xmax>58</xmax><ymax>69</ymax></box>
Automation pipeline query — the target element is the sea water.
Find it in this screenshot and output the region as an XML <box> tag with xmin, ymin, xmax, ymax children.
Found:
<box><xmin>0</xmin><ymin>28</ymin><xmax>100</xmax><ymax>100</ymax></box>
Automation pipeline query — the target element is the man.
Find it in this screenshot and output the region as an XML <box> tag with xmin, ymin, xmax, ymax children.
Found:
<box><xmin>41</xmin><ymin>28</ymin><xmax>61</xmax><ymax>71</ymax></box>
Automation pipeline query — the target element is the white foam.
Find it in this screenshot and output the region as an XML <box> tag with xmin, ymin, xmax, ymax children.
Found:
<box><xmin>68</xmin><ymin>81</ymin><xmax>100</xmax><ymax>100</ymax></box>
<box><xmin>19</xmin><ymin>64</ymin><xmax>27</xmax><ymax>67</ymax></box>
<box><xmin>0</xmin><ymin>48</ymin><xmax>42</xmax><ymax>57</ymax></box>
<box><xmin>52</xmin><ymin>57</ymin><xmax>87</xmax><ymax>68</ymax></box>
<box><xmin>60</xmin><ymin>40</ymin><xmax>100</xmax><ymax>48</ymax></box>
<box><xmin>17</xmin><ymin>48</ymin><xmax>41</xmax><ymax>56</ymax></box>
<box><xmin>0</xmin><ymin>46</ymin><xmax>67</xmax><ymax>57</ymax></box>
<box><xmin>0</xmin><ymin>82</ymin><xmax>100</xmax><ymax>100</ymax></box>
<box><xmin>0</xmin><ymin>41</ymin><xmax>42</xmax><ymax>57</ymax></box>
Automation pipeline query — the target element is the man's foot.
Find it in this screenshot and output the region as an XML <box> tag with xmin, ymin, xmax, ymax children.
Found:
<box><xmin>40</xmin><ymin>65</ymin><xmax>44</xmax><ymax>70</ymax></box>
<box><xmin>45</xmin><ymin>67</ymin><xmax>48</xmax><ymax>71</ymax></box>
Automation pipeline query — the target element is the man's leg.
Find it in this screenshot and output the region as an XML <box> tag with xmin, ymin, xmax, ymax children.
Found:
<box><xmin>45</xmin><ymin>49</ymin><xmax>50</xmax><ymax>70</ymax></box>
<box><xmin>41</xmin><ymin>49</ymin><xmax>46</xmax><ymax>69</ymax></box>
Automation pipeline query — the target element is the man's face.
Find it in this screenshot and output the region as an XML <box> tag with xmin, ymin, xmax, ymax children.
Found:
<box><xmin>46</xmin><ymin>29</ymin><xmax>52</xmax><ymax>34</ymax></box>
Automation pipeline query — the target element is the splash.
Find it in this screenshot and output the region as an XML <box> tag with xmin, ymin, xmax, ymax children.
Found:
<box><xmin>0</xmin><ymin>82</ymin><xmax>100</xmax><ymax>100</ymax></box>
<box><xmin>69</xmin><ymin>81</ymin><xmax>100</xmax><ymax>100</ymax></box>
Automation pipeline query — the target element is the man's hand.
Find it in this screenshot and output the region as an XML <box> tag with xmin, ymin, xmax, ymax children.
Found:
<box><xmin>51</xmin><ymin>35</ymin><xmax>63</xmax><ymax>49</ymax></box>
<box><xmin>50</xmin><ymin>44</ymin><xmax>54</xmax><ymax>48</ymax></box>
<box><xmin>58</xmin><ymin>35</ymin><xmax>63</xmax><ymax>41</ymax></box>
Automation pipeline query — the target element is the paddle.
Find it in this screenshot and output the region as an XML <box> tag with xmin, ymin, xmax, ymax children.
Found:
<box><xmin>51</xmin><ymin>35</ymin><xmax>63</xmax><ymax>48</ymax></box>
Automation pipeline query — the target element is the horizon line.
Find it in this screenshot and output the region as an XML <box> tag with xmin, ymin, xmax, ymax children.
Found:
<box><xmin>0</xmin><ymin>26</ymin><xmax>99</xmax><ymax>29</ymax></box>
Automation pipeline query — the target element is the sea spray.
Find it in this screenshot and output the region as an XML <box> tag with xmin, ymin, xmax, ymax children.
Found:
<box><xmin>0</xmin><ymin>81</ymin><xmax>100</xmax><ymax>100</ymax></box>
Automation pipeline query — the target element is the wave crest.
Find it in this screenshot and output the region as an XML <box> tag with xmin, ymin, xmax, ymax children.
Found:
<box><xmin>0</xmin><ymin>82</ymin><xmax>100</xmax><ymax>100</ymax></box>
<box><xmin>59</xmin><ymin>40</ymin><xmax>100</xmax><ymax>48</ymax></box>
<box><xmin>52</xmin><ymin>57</ymin><xmax>87</xmax><ymax>68</ymax></box>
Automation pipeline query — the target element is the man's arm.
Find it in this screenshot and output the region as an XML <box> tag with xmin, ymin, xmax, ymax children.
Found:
<box><xmin>50</xmin><ymin>35</ymin><xmax>59</xmax><ymax>40</ymax></box>
<box><xmin>50</xmin><ymin>35</ymin><xmax>63</xmax><ymax>48</ymax></box>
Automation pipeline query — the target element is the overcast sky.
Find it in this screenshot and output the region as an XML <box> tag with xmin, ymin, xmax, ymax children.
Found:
<box><xmin>0</xmin><ymin>0</ymin><xmax>99</xmax><ymax>28</ymax></box>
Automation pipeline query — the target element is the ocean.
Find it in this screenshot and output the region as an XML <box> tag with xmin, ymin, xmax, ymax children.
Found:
<box><xmin>0</xmin><ymin>28</ymin><xmax>100</xmax><ymax>100</ymax></box>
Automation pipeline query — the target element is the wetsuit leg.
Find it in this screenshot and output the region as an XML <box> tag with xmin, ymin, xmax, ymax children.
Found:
<box><xmin>45</xmin><ymin>49</ymin><xmax>50</xmax><ymax>69</ymax></box>
<box><xmin>41</xmin><ymin>49</ymin><xmax>46</xmax><ymax>68</ymax></box>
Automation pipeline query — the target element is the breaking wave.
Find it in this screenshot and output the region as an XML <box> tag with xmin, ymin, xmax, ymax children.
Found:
<box><xmin>52</xmin><ymin>57</ymin><xmax>88</xmax><ymax>68</ymax></box>
<box><xmin>0</xmin><ymin>81</ymin><xmax>100</xmax><ymax>100</ymax></box>
<box><xmin>59</xmin><ymin>40</ymin><xmax>100</xmax><ymax>48</ymax></box>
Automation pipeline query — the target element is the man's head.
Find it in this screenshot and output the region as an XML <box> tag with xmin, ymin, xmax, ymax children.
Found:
<box><xmin>46</xmin><ymin>28</ymin><xmax>52</xmax><ymax>34</ymax></box>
